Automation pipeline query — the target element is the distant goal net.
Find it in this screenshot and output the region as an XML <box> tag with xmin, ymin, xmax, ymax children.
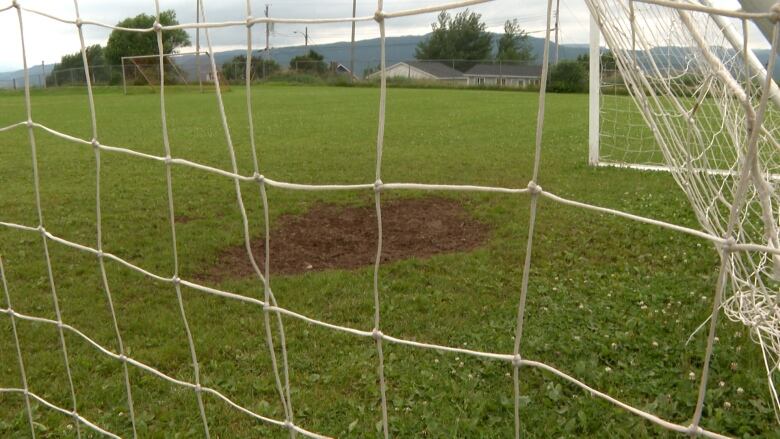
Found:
<box><xmin>121</xmin><ymin>51</ymin><xmax>229</xmax><ymax>93</ymax></box>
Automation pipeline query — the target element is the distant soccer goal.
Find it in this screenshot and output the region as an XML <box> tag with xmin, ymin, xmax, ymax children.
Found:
<box><xmin>121</xmin><ymin>51</ymin><xmax>229</xmax><ymax>93</ymax></box>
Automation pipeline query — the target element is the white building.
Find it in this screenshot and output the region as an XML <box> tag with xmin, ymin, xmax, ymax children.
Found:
<box><xmin>368</xmin><ymin>61</ymin><xmax>466</xmax><ymax>83</ymax></box>
<box><xmin>464</xmin><ymin>64</ymin><xmax>543</xmax><ymax>87</ymax></box>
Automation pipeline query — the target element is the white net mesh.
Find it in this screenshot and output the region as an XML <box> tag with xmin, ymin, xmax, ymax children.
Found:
<box><xmin>598</xmin><ymin>63</ymin><xmax>664</xmax><ymax>166</ymax></box>
<box><xmin>1</xmin><ymin>0</ymin><xmax>779</xmax><ymax>437</ymax></box>
<box><xmin>586</xmin><ymin>0</ymin><xmax>780</xmax><ymax>422</ymax></box>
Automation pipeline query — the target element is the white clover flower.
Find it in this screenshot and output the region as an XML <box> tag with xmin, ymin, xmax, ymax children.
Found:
<box><xmin>688</xmin><ymin>372</ymin><xmax>696</xmax><ymax>380</ymax></box>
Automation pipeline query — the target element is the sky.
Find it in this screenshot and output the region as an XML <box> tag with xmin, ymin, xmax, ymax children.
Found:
<box><xmin>0</xmin><ymin>0</ymin><xmax>767</xmax><ymax>72</ymax></box>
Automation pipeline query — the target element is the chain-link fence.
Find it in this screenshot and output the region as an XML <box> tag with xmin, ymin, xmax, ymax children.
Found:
<box><xmin>0</xmin><ymin>57</ymin><xmax>549</xmax><ymax>89</ymax></box>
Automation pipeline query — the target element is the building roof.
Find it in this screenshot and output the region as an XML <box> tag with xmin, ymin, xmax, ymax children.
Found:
<box><xmin>464</xmin><ymin>63</ymin><xmax>543</xmax><ymax>78</ymax></box>
<box><xmin>405</xmin><ymin>61</ymin><xmax>464</xmax><ymax>79</ymax></box>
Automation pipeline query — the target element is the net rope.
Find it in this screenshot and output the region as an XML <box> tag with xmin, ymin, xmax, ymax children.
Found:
<box><xmin>0</xmin><ymin>0</ymin><xmax>778</xmax><ymax>437</ymax></box>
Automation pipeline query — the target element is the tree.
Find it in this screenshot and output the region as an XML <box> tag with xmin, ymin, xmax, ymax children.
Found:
<box><xmin>222</xmin><ymin>54</ymin><xmax>280</xmax><ymax>81</ymax></box>
<box><xmin>105</xmin><ymin>10</ymin><xmax>190</xmax><ymax>65</ymax></box>
<box><xmin>548</xmin><ymin>60</ymin><xmax>587</xmax><ymax>93</ymax></box>
<box><xmin>414</xmin><ymin>10</ymin><xmax>493</xmax><ymax>70</ymax></box>
<box><xmin>289</xmin><ymin>50</ymin><xmax>327</xmax><ymax>74</ymax></box>
<box><xmin>496</xmin><ymin>19</ymin><xmax>534</xmax><ymax>61</ymax></box>
<box><xmin>601</xmin><ymin>50</ymin><xmax>617</xmax><ymax>70</ymax></box>
<box><xmin>48</xmin><ymin>45</ymin><xmax>107</xmax><ymax>85</ymax></box>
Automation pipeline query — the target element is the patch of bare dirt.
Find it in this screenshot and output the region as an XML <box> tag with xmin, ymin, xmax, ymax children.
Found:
<box><xmin>202</xmin><ymin>196</ymin><xmax>490</xmax><ymax>280</ymax></box>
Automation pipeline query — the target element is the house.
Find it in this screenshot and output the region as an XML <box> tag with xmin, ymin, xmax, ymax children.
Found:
<box><xmin>368</xmin><ymin>61</ymin><xmax>466</xmax><ymax>83</ymax></box>
<box><xmin>464</xmin><ymin>64</ymin><xmax>543</xmax><ymax>87</ymax></box>
<box><xmin>329</xmin><ymin>61</ymin><xmax>356</xmax><ymax>80</ymax></box>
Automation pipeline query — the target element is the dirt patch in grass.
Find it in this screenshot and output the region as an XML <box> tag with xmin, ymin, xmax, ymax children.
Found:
<box><xmin>202</xmin><ymin>196</ymin><xmax>490</xmax><ymax>280</ymax></box>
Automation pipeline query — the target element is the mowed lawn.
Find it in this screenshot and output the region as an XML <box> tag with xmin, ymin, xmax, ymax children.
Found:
<box><xmin>0</xmin><ymin>84</ymin><xmax>777</xmax><ymax>438</ymax></box>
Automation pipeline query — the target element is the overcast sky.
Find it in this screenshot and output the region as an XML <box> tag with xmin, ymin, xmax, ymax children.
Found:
<box><xmin>0</xmin><ymin>0</ymin><xmax>765</xmax><ymax>72</ymax></box>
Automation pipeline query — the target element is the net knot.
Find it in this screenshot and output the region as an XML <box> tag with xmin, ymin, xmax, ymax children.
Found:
<box><xmin>153</xmin><ymin>21</ymin><xmax>162</xmax><ymax>32</ymax></box>
<box><xmin>254</xmin><ymin>173</ymin><xmax>265</xmax><ymax>183</ymax></box>
<box><xmin>246</xmin><ymin>16</ymin><xmax>254</xmax><ymax>27</ymax></box>
<box><xmin>194</xmin><ymin>384</ymin><xmax>202</xmax><ymax>393</ymax></box>
<box><xmin>374</xmin><ymin>179</ymin><xmax>383</xmax><ymax>192</ymax></box>
<box><xmin>26</xmin><ymin>119</ymin><xmax>33</xmax><ymax>128</ymax></box>
<box><xmin>11</xmin><ymin>0</ymin><xmax>18</xmax><ymax>8</ymax></box>
<box><xmin>75</xmin><ymin>18</ymin><xmax>83</xmax><ymax>28</ymax></box>
<box><xmin>687</xmin><ymin>424</ymin><xmax>702</xmax><ymax>435</ymax></box>
<box><xmin>372</xmin><ymin>328</ymin><xmax>383</xmax><ymax>340</ymax></box>
<box><xmin>91</xmin><ymin>138</ymin><xmax>99</xmax><ymax>149</ymax></box>
<box><xmin>172</xmin><ymin>276</ymin><xmax>181</xmax><ymax>285</ymax></box>
<box><xmin>284</xmin><ymin>420</ymin><xmax>293</xmax><ymax>430</ymax></box>
<box><xmin>118</xmin><ymin>354</ymin><xmax>127</xmax><ymax>362</ymax></box>
<box><xmin>770</xmin><ymin>3</ymin><xmax>780</xmax><ymax>23</ymax></box>
<box><xmin>721</xmin><ymin>237</ymin><xmax>737</xmax><ymax>253</ymax></box>
<box><xmin>526</xmin><ymin>181</ymin><xmax>542</xmax><ymax>195</ymax></box>
<box><xmin>374</xmin><ymin>10</ymin><xmax>386</xmax><ymax>22</ymax></box>
<box><xmin>512</xmin><ymin>354</ymin><xmax>522</xmax><ymax>367</ymax></box>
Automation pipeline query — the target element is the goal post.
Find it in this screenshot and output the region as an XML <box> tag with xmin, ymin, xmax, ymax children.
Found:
<box><xmin>588</xmin><ymin>13</ymin><xmax>600</xmax><ymax>166</ymax></box>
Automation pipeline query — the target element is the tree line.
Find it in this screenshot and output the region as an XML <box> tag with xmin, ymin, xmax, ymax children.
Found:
<box><xmin>45</xmin><ymin>8</ymin><xmax>604</xmax><ymax>92</ymax></box>
<box><xmin>414</xmin><ymin>9</ymin><xmax>597</xmax><ymax>92</ymax></box>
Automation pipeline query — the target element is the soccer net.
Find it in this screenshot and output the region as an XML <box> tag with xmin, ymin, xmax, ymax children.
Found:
<box><xmin>121</xmin><ymin>51</ymin><xmax>229</xmax><ymax>93</ymax></box>
<box><xmin>590</xmin><ymin>0</ymin><xmax>780</xmax><ymax>174</ymax></box>
<box><xmin>586</xmin><ymin>0</ymin><xmax>780</xmax><ymax>419</ymax></box>
<box><xmin>1</xmin><ymin>0</ymin><xmax>779</xmax><ymax>438</ymax></box>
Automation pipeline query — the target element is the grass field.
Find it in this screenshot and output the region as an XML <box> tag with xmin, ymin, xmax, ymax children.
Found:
<box><xmin>0</xmin><ymin>84</ymin><xmax>777</xmax><ymax>438</ymax></box>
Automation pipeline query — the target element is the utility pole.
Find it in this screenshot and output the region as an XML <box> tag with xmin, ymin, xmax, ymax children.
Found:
<box><xmin>554</xmin><ymin>0</ymin><xmax>560</xmax><ymax>64</ymax></box>
<box><xmin>305</xmin><ymin>26</ymin><xmax>308</xmax><ymax>48</ymax></box>
<box><xmin>350</xmin><ymin>0</ymin><xmax>356</xmax><ymax>81</ymax></box>
<box><xmin>264</xmin><ymin>4</ymin><xmax>270</xmax><ymax>79</ymax></box>
<box><xmin>41</xmin><ymin>61</ymin><xmax>46</xmax><ymax>88</ymax></box>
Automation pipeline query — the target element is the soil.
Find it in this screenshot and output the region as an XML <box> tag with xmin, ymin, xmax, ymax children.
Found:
<box><xmin>202</xmin><ymin>196</ymin><xmax>490</xmax><ymax>280</ymax></box>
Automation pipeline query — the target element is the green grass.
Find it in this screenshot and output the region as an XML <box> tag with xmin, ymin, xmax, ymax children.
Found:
<box><xmin>0</xmin><ymin>84</ymin><xmax>777</xmax><ymax>438</ymax></box>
